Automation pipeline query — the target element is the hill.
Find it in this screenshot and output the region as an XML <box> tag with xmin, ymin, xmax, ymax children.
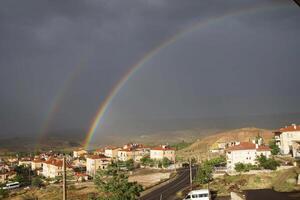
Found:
<box><xmin>177</xmin><ymin>127</ymin><xmax>274</xmax><ymax>161</ymax></box>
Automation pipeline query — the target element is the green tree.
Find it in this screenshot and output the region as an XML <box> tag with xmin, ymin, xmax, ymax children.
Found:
<box><xmin>94</xmin><ymin>164</ymin><xmax>143</xmax><ymax>200</ymax></box>
<box><xmin>125</xmin><ymin>159</ymin><xmax>135</xmax><ymax>171</ymax></box>
<box><xmin>162</xmin><ymin>157</ymin><xmax>172</xmax><ymax>168</ymax></box>
<box><xmin>235</xmin><ymin>163</ymin><xmax>247</xmax><ymax>172</ymax></box>
<box><xmin>206</xmin><ymin>156</ymin><xmax>226</xmax><ymax>167</ymax></box>
<box><xmin>0</xmin><ymin>188</ymin><xmax>9</xmax><ymax>199</ymax></box>
<box><xmin>31</xmin><ymin>176</ymin><xmax>43</xmax><ymax>188</ymax></box>
<box><xmin>195</xmin><ymin>162</ymin><xmax>213</xmax><ymax>184</ymax></box>
<box><xmin>234</xmin><ymin>163</ymin><xmax>255</xmax><ymax>172</ymax></box>
<box><xmin>140</xmin><ymin>156</ymin><xmax>151</xmax><ymax>166</ymax></box>
<box><xmin>14</xmin><ymin>165</ymin><xmax>33</xmax><ymax>186</ymax></box>
<box><xmin>256</xmin><ymin>155</ymin><xmax>279</xmax><ymax>170</ymax></box>
<box><xmin>269</xmin><ymin>138</ymin><xmax>280</xmax><ymax>155</ymax></box>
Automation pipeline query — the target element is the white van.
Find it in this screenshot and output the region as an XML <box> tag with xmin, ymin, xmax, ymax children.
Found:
<box><xmin>2</xmin><ymin>182</ymin><xmax>20</xmax><ymax>190</ymax></box>
<box><xmin>183</xmin><ymin>189</ymin><xmax>211</xmax><ymax>200</ymax></box>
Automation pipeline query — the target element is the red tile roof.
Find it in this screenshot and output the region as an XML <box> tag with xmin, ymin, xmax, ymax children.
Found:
<box><xmin>87</xmin><ymin>155</ymin><xmax>110</xmax><ymax>160</ymax></box>
<box><xmin>44</xmin><ymin>158</ymin><xmax>63</xmax><ymax>167</ymax></box>
<box><xmin>276</xmin><ymin>124</ymin><xmax>300</xmax><ymax>132</ymax></box>
<box><xmin>257</xmin><ymin>145</ymin><xmax>271</xmax><ymax>151</ymax></box>
<box><xmin>226</xmin><ymin>142</ymin><xmax>271</xmax><ymax>152</ymax></box>
<box><xmin>32</xmin><ymin>159</ymin><xmax>44</xmax><ymax>163</ymax></box>
<box><xmin>151</xmin><ymin>146</ymin><xmax>176</xmax><ymax>151</ymax></box>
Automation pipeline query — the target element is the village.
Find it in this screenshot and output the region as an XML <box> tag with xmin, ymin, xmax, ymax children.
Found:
<box><xmin>1</xmin><ymin>124</ymin><xmax>300</xmax><ymax>199</ymax></box>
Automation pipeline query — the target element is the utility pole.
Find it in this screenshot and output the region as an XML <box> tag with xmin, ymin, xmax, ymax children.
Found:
<box><xmin>160</xmin><ymin>193</ymin><xmax>163</xmax><ymax>200</ymax></box>
<box><xmin>174</xmin><ymin>155</ymin><xmax>177</xmax><ymax>173</ymax></box>
<box><xmin>62</xmin><ymin>156</ymin><xmax>67</xmax><ymax>200</ymax></box>
<box><xmin>189</xmin><ymin>158</ymin><xmax>192</xmax><ymax>190</ymax></box>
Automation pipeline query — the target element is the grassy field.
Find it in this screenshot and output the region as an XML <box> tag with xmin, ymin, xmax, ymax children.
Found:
<box><xmin>203</xmin><ymin>167</ymin><xmax>300</xmax><ymax>196</ymax></box>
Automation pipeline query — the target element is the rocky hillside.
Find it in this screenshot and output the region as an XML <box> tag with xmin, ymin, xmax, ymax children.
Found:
<box><xmin>178</xmin><ymin>127</ymin><xmax>274</xmax><ymax>161</ymax></box>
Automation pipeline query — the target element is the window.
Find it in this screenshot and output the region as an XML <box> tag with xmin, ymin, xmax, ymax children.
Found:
<box><xmin>185</xmin><ymin>195</ymin><xmax>191</xmax><ymax>199</ymax></box>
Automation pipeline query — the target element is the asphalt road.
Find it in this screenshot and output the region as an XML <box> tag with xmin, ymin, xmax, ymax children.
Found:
<box><xmin>140</xmin><ymin>168</ymin><xmax>194</xmax><ymax>200</ymax></box>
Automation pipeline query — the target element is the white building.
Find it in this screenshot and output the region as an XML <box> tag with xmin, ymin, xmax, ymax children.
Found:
<box><xmin>104</xmin><ymin>147</ymin><xmax>120</xmax><ymax>159</ymax></box>
<box><xmin>31</xmin><ymin>159</ymin><xmax>43</xmax><ymax>170</ymax></box>
<box><xmin>86</xmin><ymin>155</ymin><xmax>111</xmax><ymax>177</ymax></box>
<box><xmin>73</xmin><ymin>149</ymin><xmax>87</xmax><ymax>158</ymax></box>
<box><xmin>274</xmin><ymin>124</ymin><xmax>300</xmax><ymax>158</ymax></box>
<box><xmin>150</xmin><ymin>145</ymin><xmax>176</xmax><ymax>162</ymax></box>
<box><xmin>226</xmin><ymin>142</ymin><xmax>271</xmax><ymax>171</ymax></box>
<box><xmin>42</xmin><ymin>158</ymin><xmax>71</xmax><ymax>178</ymax></box>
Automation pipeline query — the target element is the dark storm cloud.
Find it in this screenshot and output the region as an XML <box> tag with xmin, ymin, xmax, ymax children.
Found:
<box><xmin>0</xmin><ymin>0</ymin><xmax>298</xmax><ymax>136</ymax></box>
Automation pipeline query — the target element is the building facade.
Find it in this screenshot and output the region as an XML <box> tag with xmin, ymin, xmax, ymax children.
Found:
<box><xmin>226</xmin><ymin>142</ymin><xmax>271</xmax><ymax>171</ymax></box>
<box><xmin>86</xmin><ymin>155</ymin><xmax>111</xmax><ymax>176</ymax></box>
<box><xmin>104</xmin><ymin>147</ymin><xmax>120</xmax><ymax>159</ymax></box>
<box><xmin>274</xmin><ymin>124</ymin><xmax>300</xmax><ymax>158</ymax></box>
<box><xmin>150</xmin><ymin>145</ymin><xmax>176</xmax><ymax>161</ymax></box>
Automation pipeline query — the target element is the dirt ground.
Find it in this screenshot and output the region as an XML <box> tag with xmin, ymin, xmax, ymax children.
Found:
<box><xmin>129</xmin><ymin>168</ymin><xmax>172</xmax><ymax>188</ymax></box>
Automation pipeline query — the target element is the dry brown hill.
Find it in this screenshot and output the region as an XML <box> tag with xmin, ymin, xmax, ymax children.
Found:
<box><xmin>178</xmin><ymin>127</ymin><xmax>274</xmax><ymax>161</ymax></box>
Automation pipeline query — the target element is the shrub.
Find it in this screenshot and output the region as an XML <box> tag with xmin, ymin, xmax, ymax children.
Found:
<box><xmin>234</xmin><ymin>163</ymin><xmax>256</xmax><ymax>172</ymax></box>
<box><xmin>256</xmin><ymin>155</ymin><xmax>280</xmax><ymax>170</ymax></box>
<box><xmin>162</xmin><ymin>157</ymin><xmax>172</xmax><ymax>168</ymax></box>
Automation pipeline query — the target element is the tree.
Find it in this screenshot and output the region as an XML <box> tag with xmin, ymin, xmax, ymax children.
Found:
<box><xmin>256</xmin><ymin>155</ymin><xmax>279</xmax><ymax>170</ymax></box>
<box><xmin>162</xmin><ymin>157</ymin><xmax>171</xmax><ymax>168</ymax></box>
<box><xmin>234</xmin><ymin>163</ymin><xmax>255</xmax><ymax>172</ymax></box>
<box><xmin>235</xmin><ymin>163</ymin><xmax>247</xmax><ymax>172</ymax></box>
<box><xmin>140</xmin><ymin>156</ymin><xmax>152</xmax><ymax>166</ymax></box>
<box><xmin>31</xmin><ymin>176</ymin><xmax>43</xmax><ymax>188</ymax></box>
<box><xmin>206</xmin><ymin>156</ymin><xmax>226</xmax><ymax>167</ymax></box>
<box><xmin>269</xmin><ymin>138</ymin><xmax>280</xmax><ymax>155</ymax></box>
<box><xmin>14</xmin><ymin>165</ymin><xmax>33</xmax><ymax>186</ymax></box>
<box><xmin>94</xmin><ymin>164</ymin><xmax>143</xmax><ymax>200</ymax></box>
<box><xmin>195</xmin><ymin>162</ymin><xmax>213</xmax><ymax>184</ymax></box>
<box><xmin>125</xmin><ymin>159</ymin><xmax>135</xmax><ymax>171</ymax></box>
<box><xmin>0</xmin><ymin>188</ymin><xmax>9</xmax><ymax>199</ymax></box>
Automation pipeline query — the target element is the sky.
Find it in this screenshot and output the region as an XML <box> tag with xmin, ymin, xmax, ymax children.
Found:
<box><xmin>0</xmin><ymin>0</ymin><xmax>300</xmax><ymax>140</ymax></box>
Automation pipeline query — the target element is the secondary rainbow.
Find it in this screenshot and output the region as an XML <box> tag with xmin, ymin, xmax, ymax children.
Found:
<box><xmin>81</xmin><ymin>1</ymin><xmax>291</xmax><ymax>149</ymax></box>
<box><xmin>35</xmin><ymin>60</ymin><xmax>86</xmax><ymax>150</ymax></box>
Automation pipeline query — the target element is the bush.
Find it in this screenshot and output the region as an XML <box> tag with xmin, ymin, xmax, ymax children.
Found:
<box><xmin>94</xmin><ymin>165</ymin><xmax>143</xmax><ymax>200</ymax></box>
<box><xmin>256</xmin><ymin>155</ymin><xmax>279</xmax><ymax>170</ymax></box>
<box><xmin>0</xmin><ymin>188</ymin><xmax>9</xmax><ymax>199</ymax></box>
<box><xmin>234</xmin><ymin>163</ymin><xmax>255</xmax><ymax>172</ymax></box>
<box><xmin>31</xmin><ymin>176</ymin><xmax>43</xmax><ymax>188</ymax></box>
<box><xmin>140</xmin><ymin>156</ymin><xmax>154</xmax><ymax>167</ymax></box>
<box><xmin>162</xmin><ymin>157</ymin><xmax>172</xmax><ymax>168</ymax></box>
<box><xmin>269</xmin><ymin>138</ymin><xmax>280</xmax><ymax>155</ymax></box>
<box><xmin>195</xmin><ymin>162</ymin><xmax>213</xmax><ymax>184</ymax></box>
<box><xmin>125</xmin><ymin>159</ymin><xmax>135</xmax><ymax>171</ymax></box>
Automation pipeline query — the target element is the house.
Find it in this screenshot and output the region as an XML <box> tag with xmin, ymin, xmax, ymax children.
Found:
<box><xmin>150</xmin><ymin>145</ymin><xmax>176</xmax><ymax>161</ymax></box>
<box><xmin>273</xmin><ymin>124</ymin><xmax>300</xmax><ymax>158</ymax></box>
<box><xmin>73</xmin><ymin>149</ymin><xmax>88</xmax><ymax>158</ymax></box>
<box><xmin>74</xmin><ymin>172</ymin><xmax>89</xmax><ymax>182</ymax></box>
<box><xmin>117</xmin><ymin>144</ymin><xmax>150</xmax><ymax>162</ymax></box>
<box><xmin>86</xmin><ymin>155</ymin><xmax>111</xmax><ymax>176</ymax></box>
<box><xmin>31</xmin><ymin>159</ymin><xmax>44</xmax><ymax>170</ymax></box>
<box><xmin>18</xmin><ymin>158</ymin><xmax>32</xmax><ymax>167</ymax></box>
<box><xmin>42</xmin><ymin>158</ymin><xmax>71</xmax><ymax>178</ymax></box>
<box><xmin>94</xmin><ymin>148</ymin><xmax>105</xmax><ymax>156</ymax></box>
<box><xmin>0</xmin><ymin>171</ymin><xmax>16</xmax><ymax>183</ymax></box>
<box><xmin>226</xmin><ymin>142</ymin><xmax>271</xmax><ymax>171</ymax></box>
<box><xmin>104</xmin><ymin>146</ymin><xmax>120</xmax><ymax>159</ymax></box>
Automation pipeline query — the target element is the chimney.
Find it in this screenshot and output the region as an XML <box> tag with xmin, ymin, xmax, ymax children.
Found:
<box><xmin>292</xmin><ymin>124</ymin><xmax>297</xmax><ymax>129</ymax></box>
<box><xmin>255</xmin><ymin>144</ymin><xmax>259</xmax><ymax>149</ymax></box>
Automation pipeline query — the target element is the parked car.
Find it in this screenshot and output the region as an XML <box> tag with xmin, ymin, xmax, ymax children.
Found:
<box><xmin>183</xmin><ymin>189</ymin><xmax>211</xmax><ymax>200</ymax></box>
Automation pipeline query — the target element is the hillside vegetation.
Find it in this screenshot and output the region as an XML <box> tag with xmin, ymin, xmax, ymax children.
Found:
<box><xmin>178</xmin><ymin>127</ymin><xmax>274</xmax><ymax>161</ymax></box>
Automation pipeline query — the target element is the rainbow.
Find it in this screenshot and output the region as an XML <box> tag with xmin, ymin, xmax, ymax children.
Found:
<box><xmin>30</xmin><ymin>2</ymin><xmax>293</xmax><ymax>150</ymax></box>
<box><xmin>35</xmin><ymin>60</ymin><xmax>86</xmax><ymax>150</ymax></box>
<box><xmin>82</xmin><ymin>1</ymin><xmax>293</xmax><ymax>149</ymax></box>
